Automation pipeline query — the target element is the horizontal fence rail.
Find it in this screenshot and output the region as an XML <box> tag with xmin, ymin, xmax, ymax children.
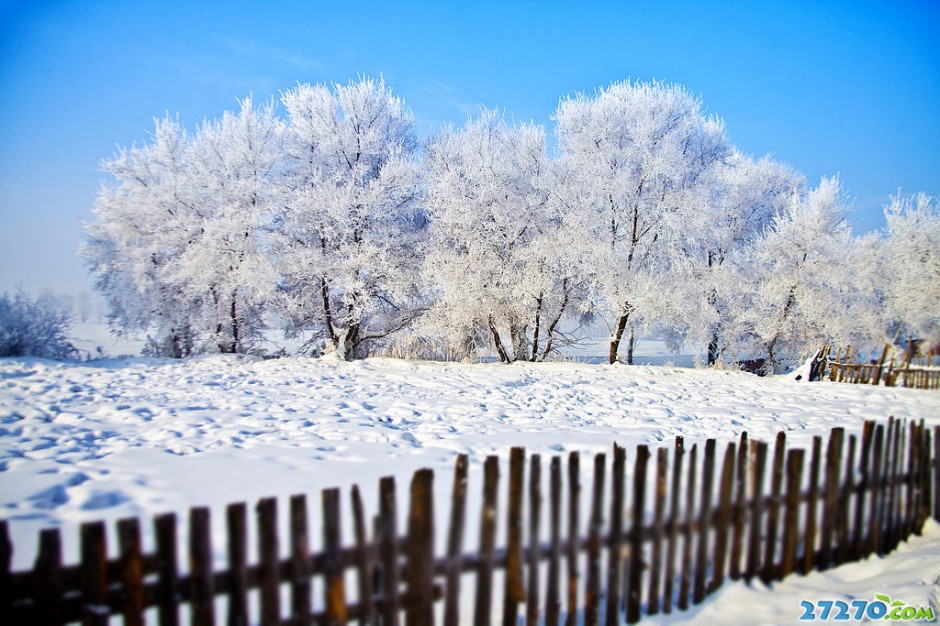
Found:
<box><xmin>2</xmin><ymin>419</ymin><xmax>938</xmax><ymax>625</ymax></box>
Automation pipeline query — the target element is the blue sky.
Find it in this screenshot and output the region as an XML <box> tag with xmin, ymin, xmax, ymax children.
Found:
<box><xmin>1</xmin><ymin>0</ymin><xmax>938</xmax><ymax>296</ymax></box>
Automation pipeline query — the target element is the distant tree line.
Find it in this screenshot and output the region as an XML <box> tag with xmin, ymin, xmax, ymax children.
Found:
<box><xmin>82</xmin><ymin>77</ymin><xmax>940</xmax><ymax>372</ymax></box>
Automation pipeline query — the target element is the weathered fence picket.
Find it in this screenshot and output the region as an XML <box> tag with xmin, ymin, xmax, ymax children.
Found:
<box><xmin>2</xmin><ymin>420</ymin><xmax>937</xmax><ymax>626</ymax></box>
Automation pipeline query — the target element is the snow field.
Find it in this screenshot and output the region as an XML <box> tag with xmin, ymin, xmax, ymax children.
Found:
<box><xmin>1</xmin><ymin>354</ymin><xmax>939</xmax><ymax>624</ymax></box>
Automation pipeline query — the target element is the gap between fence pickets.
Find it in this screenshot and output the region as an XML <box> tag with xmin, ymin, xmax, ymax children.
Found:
<box><xmin>1</xmin><ymin>419</ymin><xmax>937</xmax><ymax>625</ymax></box>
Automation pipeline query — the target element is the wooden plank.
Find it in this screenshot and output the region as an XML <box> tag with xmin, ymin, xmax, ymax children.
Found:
<box><xmin>154</xmin><ymin>513</ymin><xmax>180</xmax><ymax>626</ymax></box>
<box><xmin>502</xmin><ymin>447</ymin><xmax>526</xmax><ymax>626</ymax></box>
<box><xmin>729</xmin><ymin>432</ymin><xmax>748</xmax><ymax>582</ymax></box>
<box><xmin>545</xmin><ymin>456</ymin><xmax>562</xmax><ymax>626</ymax></box>
<box><xmin>289</xmin><ymin>495</ymin><xmax>312</xmax><ymax>626</ymax></box>
<box><xmin>663</xmin><ymin>436</ymin><xmax>684</xmax><ymax>614</ymax></box>
<box><xmin>118</xmin><ymin>518</ymin><xmax>145</xmax><ymax>626</ymax></box>
<box><xmin>0</xmin><ymin>520</ymin><xmax>9</xmax><ymax>621</ymax></box>
<box><xmin>934</xmin><ymin>426</ymin><xmax>939</xmax><ymax>522</ymax></box>
<box><xmin>474</xmin><ymin>458</ymin><xmax>499</xmax><ymax>626</ymax></box>
<box><xmin>226</xmin><ymin>503</ymin><xmax>249</xmax><ymax>626</ymax></box>
<box><xmin>625</xmin><ymin>445</ymin><xmax>648</xmax><ymax>623</ymax></box>
<box><xmin>352</xmin><ymin>486</ymin><xmax>376</xmax><ymax>626</ymax></box>
<box><xmin>761</xmin><ymin>432</ymin><xmax>786</xmax><ymax>582</ymax></box>
<box><xmin>803</xmin><ymin>436</ymin><xmax>822</xmax><ymax>574</ymax></box>
<box><xmin>34</xmin><ymin>528</ymin><xmax>64</xmax><ymax>626</ymax></box>
<box><xmin>584</xmin><ymin>453</ymin><xmax>606</xmax><ymax>626</ymax></box>
<box><xmin>189</xmin><ymin>507</ymin><xmax>215</xmax><ymax>626</ymax></box>
<box><xmin>744</xmin><ymin>440</ymin><xmax>767</xmax><ymax>581</ymax></box>
<box><xmin>921</xmin><ymin>426</ymin><xmax>932</xmax><ymax>527</ymax></box>
<box><xmin>835</xmin><ymin>435</ymin><xmax>856</xmax><ymax>565</ymax></box>
<box><xmin>258</xmin><ymin>497</ymin><xmax>280</xmax><ymax>626</ymax></box>
<box><xmin>710</xmin><ymin>442</ymin><xmax>736</xmax><ymax>593</ymax></box>
<box><xmin>852</xmin><ymin>422</ymin><xmax>875</xmax><ymax>560</ymax></box>
<box><xmin>322</xmin><ymin>488</ymin><xmax>348</xmax><ymax>626</ymax></box>
<box><xmin>884</xmin><ymin>418</ymin><xmax>901</xmax><ymax>552</ymax></box>
<box><xmin>406</xmin><ymin>469</ymin><xmax>435</xmax><ymax>626</ymax></box>
<box><xmin>693</xmin><ymin>439</ymin><xmax>716</xmax><ymax>602</ymax></box>
<box><xmin>647</xmin><ymin>447</ymin><xmax>668</xmax><ymax>614</ymax></box>
<box><xmin>677</xmin><ymin>443</ymin><xmax>697</xmax><ymax>610</ymax></box>
<box><xmin>378</xmin><ymin>477</ymin><xmax>401</xmax><ymax>626</ymax></box>
<box><xmin>564</xmin><ymin>452</ymin><xmax>580</xmax><ymax>626</ymax></box>
<box><xmin>780</xmin><ymin>449</ymin><xmax>805</xmax><ymax>578</ymax></box>
<box><xmin>905</xmin><ymin>421</ymin><xmax>920</xmax><ymax>537</ymax></box>
<box><xmin>869</xmin><ymin>424</ymin><xmax>886</xmax><ymax>555</ymax></box>
<box><xmin>526</xmin><ymin>454</ymin><xmax>543</xmax><ymax>626</ymax></box>
<box><xmin>442</xmin><ymin>455</ymin><xmax>469</xmax><ymax>626</ymax></box>
<box><xmin>818</xmin><ymin>427</ymin><xmax>845</xmax><ymax>570</ymax></box>
<box><xmin>80</xmin><ymin>521</ymin><xmax>108</xmax><ymax>626</ymax></box>
<box><xmin>605</xmin><ymin>445</ymin><xmax>626</xmax><ymax>626</ymax></box>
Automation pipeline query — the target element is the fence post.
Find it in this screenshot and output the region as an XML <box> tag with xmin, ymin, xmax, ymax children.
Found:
<box><xmin>869</xmin><ymin>425</ymin><xmax>886</xmax><ymax>555</ymax></box>
<box><xmin>606</xmin><ymin>445</ymin><xmax>626</xmax><ymax>626</ymax></box>
<box><xmin>835</xmin><ymin>435</ymin><xmax>856</xmax><ymax>566</ymax></box>
<box><xmin>34</xmin><ymin>528</ymin><xmax>64</xmax><ymax>626</ymax></box>
<box><xmin>564</xmin><ymin>452</ymin><xmax>580</xmax><ymax>626</ymax></box>
<box><xmin>444</xmin><ymin>455</ymin><xmax>469</xmax><ymax>626</ymax></box>
<box><xmin>663</xmin><ymin>436</ymin><xmax>684</xmax><ymax>614</ymax></box>
<box><xmin>258</xmin><ymin>497</ymin><xmax>280</xmax><ymax>626</ymax></box>
<box><xmin>526</xmin><ymin>455</ymin><xmax>543</xmax><ymax>626</ymax></box>
<box><xmin>780</xmin><ymin>449</ymin><xmax>805</xmax><ymax>578</ymax></box>
<box><xmin>502</xmin><ymin>447</ymin><xmax>526</xmax><ymax>626</ymax></box>
<box><xmin>647</xmin><ymin>447</ymin><xmax>668</xmax><ymax>615</ymax></box>
<box><xmin>710</xmin><ymin>441</ymin><xmax>736</xmax><ymax>593</ymax></box>
<box><xmin>761</xmin><ymin>432</ymin><xmax>786</xmax><ymax>582</ymax></box>
<box><xmin>226</xmin><ymin>503</ymin><xmax>249</xmax><ymax>626</ymax></box>
<box><xmin>884</xmin><ymin>419</ymin><xmax>901</xmax><ymax>552</ymax></box>
<box><xmin>677</xmin><ymin>443</ymin><xmax>698</xmax><ymax>610</ymax></box>
<box><xmin>405</xmin><ymin>469</ymin><xmax>435</xmax><ymax>626</ymax></box>
<box><xmin>625</xmin><ymin>445</ymin><xmax>647</xmax><ymax>624</ymax></box>
<box><xmin>744</xmin><ymin>440</ymin><xmax>767</xmax><ymax>581</ymax></box>
<box><xmin>352</xmin><ymin>486</ymin><xmax>377</xmax><ymax>626</ymax></box>
<box><xmin>818</xmin><ymin>428</ymin><xmax>844</xmax><ymax>570</ymax></box>
<box><xmin>545</xmin><ymin>456</ymin><xmax>562</xmax><ymax>626</ymax></box>
<box><xmin>584</xmin><ymin>453</ymin><xmax>606</xmax><ymax>626</ymax></box>
<box><xmin>117</xmin><ymin>518</ymin><xmax>145</xmax><ymax>626</ymax></box>
<box><xmin>290</xmin><ymin>495</ymin><xmax>312</xmax><ymax>626</ymax></box>
<box><xmin>802</xmin><ymin>436</ymin><xmax>821</xmax><ymax>573</ymax></box>
<box><xmin>852</xmin><ymin>422</ymin><xmax>875</xmax><ymax>560</ymax></box>
<box><xmin>80</xmin><ymin>521</ymin><xmax>108</xmax><ymax>626</ymax></box>
<box><xmin>729</xmin><ymin>432</ymin><xmax>748</xmax><ymax>581</ymax></box>
<box><xmin>378</xmin><ymin>477</ymin><xmax>401</xmax><ymax>626</ymax></box>
<box><xmin>474</xmin><ymin>457</ymin><xmax>499</xmax><ymax>626</ymax></box>
<box><xmin>190</xmin><ymin>507</ymin><xmax>215</xmax><ymax>626</ymax></box>
<box><xmin>693</xmin><ymin>440</ymin><xmax>716</xmax><ymax>602</ymax></box>
<box><xmin>154</xmin><ymin>513</ymin><xmax>180</xmax><ymax>626</ymax></box>
<box><xmin>323</xmin><ymin>489</ymin><xmax>348</xmax><ymax>626</ymax></box>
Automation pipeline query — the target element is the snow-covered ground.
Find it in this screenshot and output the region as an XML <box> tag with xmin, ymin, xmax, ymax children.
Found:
<box><xmin>1</xmin><ymin>330</ymin><xmax>939</xmax><ymax>624</ymax></box>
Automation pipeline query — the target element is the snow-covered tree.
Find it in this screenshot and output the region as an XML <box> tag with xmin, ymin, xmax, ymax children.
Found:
<box><xmin>881</xmin><ymin>192</ymin><xmax>940</xmax><ymax>348</ymax></box>
<box><xmin>84</xmin><ymin>99</ymin><xmax>282</xmax><ymax>356</ymax></box>
<box><xmin>422</xmin><ymin>110</ymin><xmax>581</xmax><ymax>362</ymax></box>
<box><xmin>273</xmin><ymin>78</ymin><xmax>422</xmax><ymax>359</ymax></box>
<box><xmin>730</xmin><ymin>176</ymin><xmax>878</xmax><ymax>372</ymax></box>
<box><xmin>0</xmin><ymin>290</ymin><xmax>78</xmax><ymax>359</ymax></box>
<box><xmin>554</xmin><ymin>79</ymin><xmax>730</xmax><ymax>363</ymax></box>
<box><xmin>690</xmin><ymin>153</ymin><xmax>806</xmax><ymax>364</ymax></box>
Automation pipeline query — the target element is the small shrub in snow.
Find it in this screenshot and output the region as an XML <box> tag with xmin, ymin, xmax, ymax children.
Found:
<box><xmin>0</xmin><ymin>291</ymin><xmax>78</xmax><ymax>359</ymax></box>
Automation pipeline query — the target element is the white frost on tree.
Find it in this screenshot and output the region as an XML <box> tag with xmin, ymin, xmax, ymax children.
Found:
<box><xmin>880</xmin><ymin>192</ymin><xmax>940</xmax><ymax>348</ymax></box>
<box><xmin>421</xmin><ymin>110</ymin><xmax>581</xmax><ymax>362</ymax></box>
<box><xmin>273</xmin><ymin>78</ymin><xmax>423</xmax><ymax>360</ymax></box>
<box><xmin>554</xmin><ymin>79</ymin><xmax>730</xmax><ymax>364</ymax></box>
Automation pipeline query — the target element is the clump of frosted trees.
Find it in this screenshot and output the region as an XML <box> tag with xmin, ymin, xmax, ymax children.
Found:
<box><xmin>83</xmin><ymin>77</ymin><xmax>940</xmax><ymax>372</ymax></box>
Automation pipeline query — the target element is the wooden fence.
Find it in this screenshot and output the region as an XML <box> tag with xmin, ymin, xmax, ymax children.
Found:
<box><xmin>2</xmin><ymin>419</ymin><xmax>938</xmax><ymax>626</ymax></box>
<box><xmin>819</xmin><ymin>344</ymin><xmax>940</xmax><ymax>390</ymax></box>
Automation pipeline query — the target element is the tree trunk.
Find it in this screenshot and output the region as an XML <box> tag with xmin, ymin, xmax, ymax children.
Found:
<box><xmin>707</xmin><ymin>332</ymin><xmax>720</xmax><ymax>366</ymax></box>
<box><xmin>530</xmin><ymin>294</ymin><xmax>543</xmax><ymax>363</ymax></box>
<box><xmin>509</xmin><ymin>319</ymin><xmax>528</xmax><ymax>362</ymax></box>
<box><xmin>229</xmin><ymin>291</ymin><xmax>239</xmax><ymax>354</ymax></box>
<box><xmin>345</xmin><ymin>321</ymin><xmax>360</xmax><ymax>360</ymax></box>
<box><xmin>488</xmin><ymin>317</ymin><xmax>511</xmax><ymax>363</ymax></box>
<box><xmin>626</xmin><ymin>323</ymin><xmax>635</xmax><ymax>365</ymax></box>
<box><xmin>609</xmin><ymin>312</ymin><xmax>630</xmax><ymax>364</ymax></box>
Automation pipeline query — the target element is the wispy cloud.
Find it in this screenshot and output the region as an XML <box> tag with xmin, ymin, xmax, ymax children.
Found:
<box><xmin>216</xmin><ymin>35</ymin><xmax>325</xmax><ymax>72</ymax></box>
